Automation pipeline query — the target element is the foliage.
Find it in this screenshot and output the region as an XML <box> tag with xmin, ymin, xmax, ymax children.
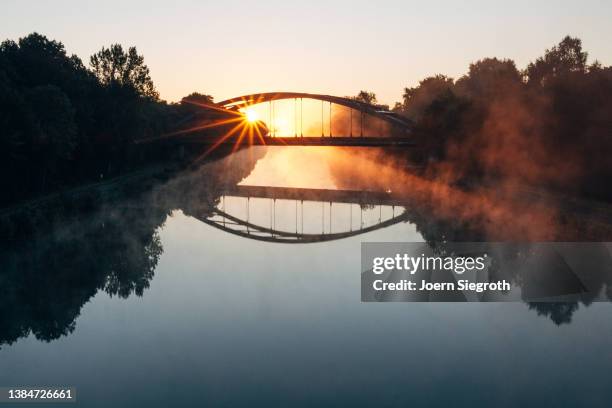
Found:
<box><xmin>525</xmin><ymin>36</ymin><xmax>588</xmax><ymax>85</ymax></box>
<box><xmin>455</xmin><ymin>58</ymin><xmax>522</xmax><ymax>100</ymax></box>
<box><xmin>395</xmin><ymin>36</ymin><xmax>612</xmax><ymax>201</ymax></box>
<box><xmin>181</xmin><ymin>92</ymin><xmax>214</xmax><ymax>105</ymax></box>
<box><xmin>90</xmin><ymin>44</ymin><xmax>158</xmax><ymax>100</ymax></box>
<box><xmin>0</xmin><ymin>33</ymin><xmax>185</xmax><ymax>205</ymax></box>
<box><xmin>399</xmin><ymin>75</ymin><xmax>454</xmax><ymax>121</ymax></box>
<box><xmin>353</xmin><ymin>90</ymin><xmax>377</xmax><ymax>105</ymax></box>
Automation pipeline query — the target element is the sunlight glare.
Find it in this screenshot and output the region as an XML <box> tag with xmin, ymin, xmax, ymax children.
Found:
<box><xmin>245</xmin><ymin>108</ymin><xmax>259</xmax><ymax>123</ymax></box>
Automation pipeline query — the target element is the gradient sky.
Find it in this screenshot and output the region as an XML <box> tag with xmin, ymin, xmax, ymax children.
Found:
<box><xmin>2</xmin><ymin>0</ymin><xmax>611</xmax><ymax>105</ymax></box>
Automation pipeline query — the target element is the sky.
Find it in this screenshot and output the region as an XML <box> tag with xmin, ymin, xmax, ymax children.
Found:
<box><xmin>2</xmin><ymin>0</ymin><xmax>611</xmax><ymax>105</ymax></box>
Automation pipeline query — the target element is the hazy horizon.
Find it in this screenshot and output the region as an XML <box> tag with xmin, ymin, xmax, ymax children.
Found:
<box><xmin>2</xmin><ymin>0</ymin><xmax>611</xmax><ymax>105</ymax></box>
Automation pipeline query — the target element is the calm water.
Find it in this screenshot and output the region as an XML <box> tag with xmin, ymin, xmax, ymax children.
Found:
<box><xmin>2</xmin><ymin>147</ymin><xmax>612</xmax><ymax>407</ymax></box>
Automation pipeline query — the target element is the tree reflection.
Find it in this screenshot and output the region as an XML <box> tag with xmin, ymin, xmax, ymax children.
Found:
<box><xmin>0</xmin><ymin>147</ymin><xmax>265</xmax><ymax>347</ymax></box>
<box><xmin>0</xmin><ymin>202</ymin><xmax>167</xmax><ymax>346</ymax></box>
<box><xmin>325</xmin><ymin>147</ymin><xmax>612</xmax><ymax>325</ymax></box>
<box><xmin>0</xmin><ymin>145</ymin><xmax>610</xmax><ymax>349</ymax></box>
<box><xmin>398</xmin><ymin>198</ymin><xmax>612</xmax><ymax>325</ymax></box>
<box><xmin>527</xmin><ymin>303</ymin><xmax>579</xmax><ymax>325</ymax></box>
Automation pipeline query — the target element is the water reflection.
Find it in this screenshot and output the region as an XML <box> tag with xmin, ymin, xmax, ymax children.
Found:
<box><xmin>361</xmin><ymin>242</ymin><xmax>612</xmax><ymax>324</ymax></box>
<box><xmin>0</xmin><ymin>147</ymin><xmax>264</xmax><ymax>348</ymax></box>
<box><xmin>1</xmin><ymin>146</ymin><xmax>612</xmax><ymax>350</ymax></box>
<box><xmin>0</xmin><ymin>205</ymin><xmax>165</xmax><ymax>346</ymax></box>
<box><xmin>198</xmin><ymin>187</ymin><xmax>409</xmax><ymax>243</ymax></box>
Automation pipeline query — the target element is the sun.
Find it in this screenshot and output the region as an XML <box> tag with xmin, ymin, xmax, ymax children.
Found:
<box><xmin>244</xmin><ymin>108</ymin><xmax>259</xmax><ymax>123</ymax></box>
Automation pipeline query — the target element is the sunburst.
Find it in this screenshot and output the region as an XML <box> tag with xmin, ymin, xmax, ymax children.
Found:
<box><xmin>134</xmin><ymin>98</ymin><xmax>269</xmax><ymax>165</ymax></box>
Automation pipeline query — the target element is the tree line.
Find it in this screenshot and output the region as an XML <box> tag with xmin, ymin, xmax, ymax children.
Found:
<box><xmin>0</xmin><ymin>33</ymin><xmax>210</xmax><ymax>205</ymax></box>
<box><xmin>1</xmin><ymin>33</ymin><xmax>611</xmax><ymax>205</ymax></box>
<box><xmin>391</xmin><ymin>36</ymin><xmax>612</xmax><ymax>201</ymax></box>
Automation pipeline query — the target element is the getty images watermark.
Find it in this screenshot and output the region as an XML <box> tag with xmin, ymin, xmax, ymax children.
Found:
<box><xmin>361</xmin><ymin>242</ymin><xmax>612</xmax><ymax>302</ymax></box>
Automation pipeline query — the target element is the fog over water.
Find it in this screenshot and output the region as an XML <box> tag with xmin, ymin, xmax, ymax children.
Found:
<box><xmin>1</xmin><ymin>146</ymin><xmax>612</xmax><ymax>407</ymax></box>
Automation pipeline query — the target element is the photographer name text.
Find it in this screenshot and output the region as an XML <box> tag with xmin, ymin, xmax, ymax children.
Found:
<box><xmin>371</xmin><ymin>253</ymin><xmax>510</xmax><ymax>293</ymax></box>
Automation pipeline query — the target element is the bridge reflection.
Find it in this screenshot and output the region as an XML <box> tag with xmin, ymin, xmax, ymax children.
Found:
<box><xmin>186</xmin><ymin>185</ymin><xmax>410</xmax><ymax>243</ymax></box>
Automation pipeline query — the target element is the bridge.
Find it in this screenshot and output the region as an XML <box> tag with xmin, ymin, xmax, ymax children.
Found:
<box><xmin>217</xmin><ymin>92</ymin><xmax>413</xmax><ymax>135</ymax></box>
<box><xmin>183</xmin><ymin>184</ymin><xmax>411</xmax><ymax>243</ymax></box>
<box><xmin>175</xmin><ymin>135</ymin><xmax>416</xmax><ymax>147</ymax></box>
<box><xmin>147</xmin><ymin>91</ymin><xmax>416</xmax><ymax>149</ymax></box>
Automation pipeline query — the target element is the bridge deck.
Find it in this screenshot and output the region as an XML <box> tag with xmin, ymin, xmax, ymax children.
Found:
<box><xmin>179</xmin><ymin>135</ymin><xmax>416</xmax><ymax>147</ymax></box>
<box><xmin>255</xmin><ymin>136</ymin><xmax>415</xmax><ymax>146</ymax></box>
<box><xmin>221</xmin><ymin>185</ymin><xmax>410</xmax><ymax>206</ymax></box>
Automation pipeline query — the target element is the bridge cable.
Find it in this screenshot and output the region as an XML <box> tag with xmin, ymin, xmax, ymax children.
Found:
<box><xmin>269</xmin><ymin>101</ymin><xmax>272</xmax><ymax>137</ymax></box>
<box><xmin>321</xmin><ymin>202</ymin><xmax>324</xmax><ymax>233</ymax></box>
<box><xmin>246</xmin><ymin>197</ymin><xmax>250</xmax><ymax>233</ymax></box>
<box><xmin>273</xmin><ymin>199</ymin><xmax>276</xmax><ymax>232</ymax></box>
<box><xmin>361</xmin><ymin>206</ymin><xmax>363</xmax><ymax>229</ymax></box>
<box><xmin>321</xmin><ymin>100</ymin><xmax>324</xmax><ymax>137</ymax></box>
<box><xmin>329</xmin><ymin>102</ymin><xmax>332</xmax><ymax>137</ymax></box>
<box><xmin>360</xmin><ymin>110</ymin><xmax>364</xmax><ymax>137</ymax></box>
<box><xmin>270</xmin><ymin>199</ymin><xmax>273</xmax><ymax>231</ymax></box>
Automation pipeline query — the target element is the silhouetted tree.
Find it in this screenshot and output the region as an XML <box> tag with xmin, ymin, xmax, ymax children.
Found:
<box><xmin>90</xmin><ymin>44</ymin><xmax>158</xmax><ymax>100</ymax></box>
<box><xmin>181</xmin><ymin>92</ymin><xmax>214</xmax><ymax>105</ymax></box>
<box><xmin>176</xmin><ymin>92</ymin><xmax>216</xmax><ymax>118</ymax></box>
<box><xmin>353</xmin><ymin>90</ymin><xmax>377</xmax><ymax>105</ymax></box>
<box><xmin>24</xmin><ymin>85</ymin><xmax>77</xmax><ymax>190</ymax></box>
<box><xmin>0</xmin><ymin>33</ymin><xmax>196</xmax><ymax>204</ymax></box>
<box><xmin>394</xmin><ymin>35</ymin><xmax>612</xmax><ymax>201</ymax></box>
<box><xmin>399</xmin><ymin>75</ymin><xmax>454</xmax><ymax>121</ymax></box>
<box><xmin>455</xmin><ymin>58</ymin><xmax>522</xmax><ymax>100</ymax></box>
<box><xmin>525</xmin><ymin>36</ymin><xmax>588</xmax><ymax>85</ymax></box>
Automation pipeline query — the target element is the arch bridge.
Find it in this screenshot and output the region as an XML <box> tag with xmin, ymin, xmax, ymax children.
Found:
<box><xmin>170</xmin><ymin>92</ymin><xmax>416</xmax><ymax>147</ymax></box>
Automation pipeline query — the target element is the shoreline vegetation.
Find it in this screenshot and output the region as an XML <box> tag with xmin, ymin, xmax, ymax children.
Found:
<box><xmin>393</xmin><ymin>36</ymin><xmax>612</xmax><ymax>203</ymax></box>
<box><xmin>0</xmin><ymin>33</ymin><xmax>232</xmax><ymax>207</ymax></box>
<box><xmin>1</xmin><ymin>32</ymin><xmax>611</xmax><ymax>208</ymax></box>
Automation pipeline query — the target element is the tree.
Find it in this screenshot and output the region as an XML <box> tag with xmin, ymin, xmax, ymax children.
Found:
<box><xmin>525</xmin><ymin>36</ymin><xmax>588</xmax><ymax>85</ymax></box>
<box><xmin>0</xmin><ymin>68</ymin><xmax>27</xmax><ymax>190</ymax></box>
<box><xmin>399</xmin><ymin>75</ymin><xmax>454</xmax><ymax>120</ymax></box>
<box><xmin>455</xmin><ymin>58</ymin><xmax>521</xmax><ymax>100</ymax></box>
<box><xmin>353</xmin><ymin>90</ymin><xmax>377</xmax><ymax>105</ymax></box>
<box><xmin>0</xmin><ymin>33</ymin><xmax>181</xmax><ymax>202</ymax></box>
<box><xmin>90</xmin><ymin>44</ymin><xmax>158</xmax><ymax>99</ymax></box>
<box><xmin>24</xmin><ymin>85</ymin><xmax>77</xmax><ymax>190</ymax></box>
<box><xmin>5</xmin><ymin>33</ymin><xmax>90</xmax><ymax>88</ymax></box>
<box><xmin>181</xmin><ymin>92</ymin><xmax>214</xmax><ymax>105</ymax></box>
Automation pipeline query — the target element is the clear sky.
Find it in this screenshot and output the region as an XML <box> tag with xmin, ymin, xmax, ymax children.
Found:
<box><xmin>2</xmin><ymin>0</ymin><xmax>611</xmax><ymax>105</ymax></box>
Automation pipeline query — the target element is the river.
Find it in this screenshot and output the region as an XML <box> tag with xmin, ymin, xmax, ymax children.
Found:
<box><xmin>1</xmin><ymin>146</ymin><xmax>612</xmax><ymax>407</ymax></box>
